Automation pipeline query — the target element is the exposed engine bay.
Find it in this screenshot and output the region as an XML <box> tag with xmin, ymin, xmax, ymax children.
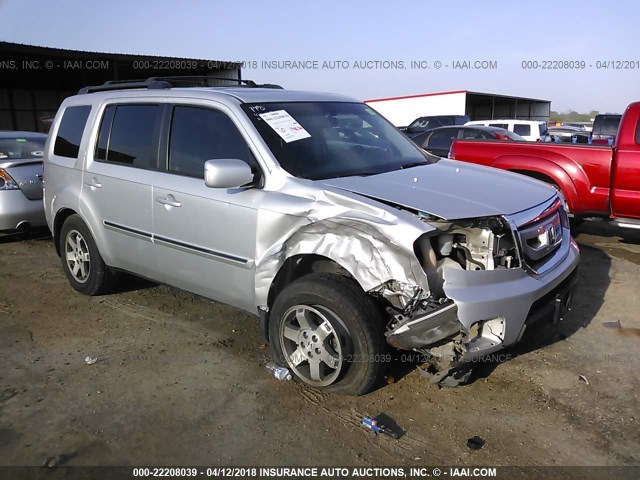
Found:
<box><xmin>417</xmin><ymin>214</ymin><xmax>521</xmax><ymax>274</ymax></box>
<box><xmin>373</xmin><ymin>213</ymin><xmax>523</xmax><ymax>386</ymax></box>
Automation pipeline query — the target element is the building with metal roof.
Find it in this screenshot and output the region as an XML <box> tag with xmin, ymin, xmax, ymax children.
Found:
<box><xmin>0</xmin><ymin>41</ymin><xmax>241</xmax><ymax>132</ymax></box>
<box><xmin>365</xmin><ymin>90</ymin><xmax>551</xmax><ymax>127</ymax></box>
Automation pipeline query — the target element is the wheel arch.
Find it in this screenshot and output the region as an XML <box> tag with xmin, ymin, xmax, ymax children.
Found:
<box><xmin>491</xmin><ymin>155</ymin><xmax>582</xmax><ymax>212</ymax></box>
<box><xmin>259</xmin><ymin>254</ymin><xmax>357</xmax><ymax>340</ymax></box>
<box><xmin>267</xmin><ymin>254</ymin><xmax>354</xmax><ymax>308</ymax></box>
<box><xmin>53</xmin><ymin>208</ymin><xmax>78</xmax><ymax>256</ymax></box>
<box><xmin>499</xmin><ymin>161</ymin><xmax>582</xmax><ymax>212</ymax></box>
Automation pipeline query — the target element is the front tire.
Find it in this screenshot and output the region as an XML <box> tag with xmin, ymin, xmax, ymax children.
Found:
<box><xmin>269</xmin><ymin>273</ymin><xmax>387</xmax><ymax>395</ymax></box>
<box><xmin>59</xmin><ymin>214</ymin><xmax>115</xmax><ymax>295</ymax></box>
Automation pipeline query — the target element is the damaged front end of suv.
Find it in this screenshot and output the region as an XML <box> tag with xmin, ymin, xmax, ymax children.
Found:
<box><xmin>370</xmin><ymin>198</ymin><xmax>578</xmax><ymax>386</ymax></box>
<box><xmin>244</xmin><ymin>99</ymin><xmax>579</xmax><ymax>392</ymax></box>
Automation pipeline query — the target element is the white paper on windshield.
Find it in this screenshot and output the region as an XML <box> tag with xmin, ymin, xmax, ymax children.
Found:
<box><xmin>259</xmin><ymin>110</ymin><xmax>311</xmax><ymax>143</ymax></box>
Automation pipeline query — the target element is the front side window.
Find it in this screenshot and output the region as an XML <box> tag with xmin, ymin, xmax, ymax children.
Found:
<box><xmin>94</xmin><ymin>104</ymin><xmax>160</xmax><ymax>169</ymax></box>
<box><xmin>243</xmin><ymin>102</ymin><xmax>430</xmax><ymax>180</ymax></box>
<box><xmin>168</xmin><ymin>106</ymin><xmax>257</xmax><ymax>177</ymax></box>
<box><xmin>54</xmin><ymin>105</ymin><xmax>91</xmax><ymax>158</ymax></box>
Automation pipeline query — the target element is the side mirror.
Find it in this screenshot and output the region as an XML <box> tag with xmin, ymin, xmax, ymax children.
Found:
<box><xmin>204</xmin><ymin>159</ymin><xmax>254</xmax><ymax>189</ymax></box>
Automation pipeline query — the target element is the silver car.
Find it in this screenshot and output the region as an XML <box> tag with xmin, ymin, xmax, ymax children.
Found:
<box><xmin>0</xmin><ymin>131</ymin><xmax>47</xmax><ymax>232</ymax></box>
<box><xmin>44</xmin><ymin>79</ymin><xmax>579</xmax><ymax>394</ymax></box>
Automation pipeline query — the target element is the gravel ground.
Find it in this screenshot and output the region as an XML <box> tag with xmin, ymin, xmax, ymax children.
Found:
<box><xmin>0</xmin><ymin>221</ymin><xmax>638</xmax><ymax>469</ymax></box>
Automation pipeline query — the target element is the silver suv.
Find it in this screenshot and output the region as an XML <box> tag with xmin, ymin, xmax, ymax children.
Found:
<box><xmin>44</xmin><ymin>78</ymin><xmax>579</xmax><ymax>394</ymax></box>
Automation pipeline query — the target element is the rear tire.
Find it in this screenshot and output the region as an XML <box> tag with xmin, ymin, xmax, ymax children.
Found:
<box><xmin>59</xmin><ymin>214</ymin><xmax>115</xmax><ymax>295</ymax></box>
<box><xmin>269</xmin><ymin>273</ymin><xmax>387</xmax><ymax>395</ymax></box>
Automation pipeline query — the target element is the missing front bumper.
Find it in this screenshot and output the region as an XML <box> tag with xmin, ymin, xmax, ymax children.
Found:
<box><xmin>385</xmin><ymin>300</ymin><xmax>460</xmax><ymax>350</ymax></box>
<box><xmin>386</xmin><ymin>264</ymin><xmax>579</xmax><ymax>387</ymax></box>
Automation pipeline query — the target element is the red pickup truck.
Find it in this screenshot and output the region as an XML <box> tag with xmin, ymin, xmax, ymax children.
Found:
<box><xmin>449</xmin><ymin>102</ymin><xmax>640</xmax><ymax>229</ymax></box>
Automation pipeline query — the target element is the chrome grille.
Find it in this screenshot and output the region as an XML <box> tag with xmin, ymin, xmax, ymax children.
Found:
<box><xmin>509</xmin><ymin>197</ymin><xmax>569</xmax><ymax>275</ymax></box>
<box><xmin>518</xmin><ymin>210</ymin><xmax>563</xmax><ymax>267</ymax></box>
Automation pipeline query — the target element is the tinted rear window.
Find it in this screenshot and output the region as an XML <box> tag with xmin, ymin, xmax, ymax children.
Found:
<box><xmin>636</xmin><ymin>120</ymin><xmax>640</xmax><ymax>144</ymax></box>
<box><xmin>54</xmin><ymin>106</ymin><xmax>91</xmax><ymax>158</ymax></box>
<box><xmin>513</xmin><ymin>124</ymin><xmax>531</xmax><ymax>136</ymax></box>
<box><xmin>593</xmin><ymin>115</ymin><xmax>622</xmax><ymax>136</ymax></box>
<box><xmin>95</xmin><ymin>104</ymin><xmax>160</xmax><ymax>169</ymax></box>
<box><xmin>504</xmin><ymin>130</ymin><xmax>526</xmax><ymax>140</ymax></box>
<box><xmin>0</xmin><ymin>136</ymin><xmax>46</xmax><ymax>159</ymax></box>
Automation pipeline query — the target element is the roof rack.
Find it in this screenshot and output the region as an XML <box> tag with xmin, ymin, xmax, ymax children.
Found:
<box><xmin>78</xmin><ymin>76</ymin><xmax>284</xmax><ymax>94</ymax></box>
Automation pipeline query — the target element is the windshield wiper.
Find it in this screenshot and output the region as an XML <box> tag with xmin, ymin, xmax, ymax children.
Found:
<box><xmin>330</xmin><ymin>171</ymin><xmax>380</xmax><ymax>179</ymax></box>
<box><xmin>398</xmin><ymin>161</ymin><xmax>429</xmax><ymax>170</ymax></box>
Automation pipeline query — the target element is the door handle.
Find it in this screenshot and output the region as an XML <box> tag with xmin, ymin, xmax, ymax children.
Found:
<box><xmin>156</xmin><ymin>196</ymin><xmax>182</xmax><ymax>208</ymax></box>
<box><xmin>84</xmin><ymin>177</ymin><xmax>102</xmax><ymax>189</ymax></box>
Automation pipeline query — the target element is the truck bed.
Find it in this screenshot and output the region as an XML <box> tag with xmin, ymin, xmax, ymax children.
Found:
<box><xmin>449</xmin><ymin>140</ymin><xmax>613</xmax><ymax>216</ymax></box>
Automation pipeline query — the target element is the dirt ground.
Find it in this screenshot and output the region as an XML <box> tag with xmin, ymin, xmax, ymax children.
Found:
<box><xmin>0</xmin><ymin>220</ymin><xmax>639</xmax><ymax>469</ymax></box>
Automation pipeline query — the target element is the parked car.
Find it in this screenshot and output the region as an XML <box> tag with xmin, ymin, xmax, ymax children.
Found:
<box><xmin>0</xmin><ymin>131</ymin><xmax>47</xmax><ymax>233</ymax></box>
<box><xmin>44</xmin><ymin>77</ymin><xmax>579</xmax><ymax>394</ymax></box>
<box><xmin>411</xmin><ymin>125</ymin><xmax>525</xmax><ymax>157</ymax></box>
<box><xmin>401</xmin><ymin>115</ymin><xmax>470</xmax><ymax>137</ymax></box>
<box><xmin>590</xmin><ymin>114</ymin><xmax>621</xmax><ymax>145</ymax></box>
<box><xmin>563</xmin><ymin>122</ymin><xmax>591</xmax><ymax>132</ymax></box>
<box><xmin>449</xmin><ymin>101</ymin><xmax>640</xmax><ymax>228</ymax></box>
<box><xmin>548</xmin><ymin>126</ymin><xmax>591</xmax><ymax>144</ymax></box>
<box><xmin>465</xmin><ymin>119</ymin><xmax>549</xmax><ymax>142</ymax></box>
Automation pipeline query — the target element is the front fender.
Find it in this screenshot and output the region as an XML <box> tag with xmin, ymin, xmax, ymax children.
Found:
<box><xmin>254</xmin><ymin>218</ymin><xmax>429</xmax><ymax>308</ymax></box>
<box><xmin>492</xmin><ymin>155</ymin><xmax>583</xmax><ymax>213</ymax></box>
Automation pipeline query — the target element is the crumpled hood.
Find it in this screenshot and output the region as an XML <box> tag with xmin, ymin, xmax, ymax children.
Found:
<box><xmin>321</xmin><ymin>159</ymin><xmax>556</xmax><ymax>220</ymax></box>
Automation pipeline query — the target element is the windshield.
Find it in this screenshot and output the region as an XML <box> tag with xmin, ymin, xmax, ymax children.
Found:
<box><xmin>242</xmin><ymin>102</ymin><xmax>431</xmax><ymax>180</ymax></box>
<box><xmin>501</xmin><ymin>130</ymin><xmax>526</xmax><ymax>141</ymax></box>
<box><xmin>0</xmin><ymin>136</ymin><xmax>46</xmax><ymax>160</ymax></box>
<box><xmin>408</xmin><ymin>117</ymin><xmax>443</xmax><ymax>131</ymax></box>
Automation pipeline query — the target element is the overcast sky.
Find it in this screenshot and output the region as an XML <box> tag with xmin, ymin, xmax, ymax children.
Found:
<box><xmin>1</xmin><ymin>0</ymin><xmax>638</xmax><ymax>113</ymax></box>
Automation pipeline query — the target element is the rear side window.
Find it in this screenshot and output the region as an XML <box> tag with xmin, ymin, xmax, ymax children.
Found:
<box><xmin>593</xmin><ymin>115</ymin><xmax>622</xmax><ymax>136</ymax></box>
<box><xmin>538</xmin><ymin>122</ymin><xmax>548</xmax><ymax>135</ymax></box>
<box><xmin>599</xmin><ymin>116</ymin><xmax>621</xmax><ymax>136</ymax></box>
<box><xmin>94</xmin><ymin>104</ymin><xmax>160</xmax><ymax>169</ymax></box>
<box><xmin>635</xmin><ymin>120</ymin><xmax>640</xmax><ymax>144</ymax></box>
<box><xmin>168</xmin><ymin>106</ymin><xmax>256</xmax><ymax>177</ymax></box>
<box><xmin>54</xmin><ymin>105</ymin><xmax>91</xmax><ymax>158</ymax></box>
<box><xmin>428</xmin><ymin>129</ymin><xmax>458</xmax><ymax>150</ymax></box>
<box><xmin>513</xmin><ymin>124</ymin><xmax>531</xmax><ymax>136</ymax></box>
<box><xmin>461</xmin><ymin>128</ymin><xmax>484</xmax><ymax>139</ymax></box>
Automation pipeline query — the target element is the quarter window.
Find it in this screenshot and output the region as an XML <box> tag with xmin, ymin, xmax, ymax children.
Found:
<box><xmin>54</xmin><ymin>105</ymin><xmax>91</xmax><ymax>158</ymax></box>
<box><xmin>513</xmin><ymin>124</ymin><xmax>531</xmax><ymax>136</ymax></box>
<box><xmin>168</xmin><ymin>106</ymin><xmax>256</xmax><ymax>177</ymax></box>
